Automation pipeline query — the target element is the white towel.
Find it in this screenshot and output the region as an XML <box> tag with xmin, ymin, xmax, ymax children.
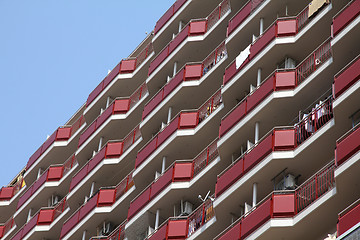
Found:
<box><xmin>236</xmin><ymin>44</ymin><xmax>251</xmax><ymax>69</ymax></box>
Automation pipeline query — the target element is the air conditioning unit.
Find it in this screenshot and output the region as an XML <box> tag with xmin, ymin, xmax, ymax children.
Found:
<box><xmin>276</xmin><ymin>174</ymin><xmax>296</xmax><ymax>190</ymax></box>
<box><xmin>181</xmin><ymin>201</ymin><xmax>193</xmax><ymax>215</ymax></box>
<box><xmin>147</xmin><ymin>226</ymin><xmax>155</xmax><ymax>236</ymax></box>
<box><xmin>99</xmin><ymin>222</ymin><xmax>113</xmax><ymax>236</ymax></box>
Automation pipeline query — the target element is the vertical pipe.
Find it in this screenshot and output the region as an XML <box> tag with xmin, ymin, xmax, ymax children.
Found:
<box><xmin>37</xmin><ymin>168</ymin><xmax>42</xmax><ymax>179</ymax></box>
<box><xmin>179</xmin><ymin>21</ymin><xmax>184</xmax><ymax>33</ymax></box>
<box><xmin>98</xmin><ymin>137</ymin><xmax>103</xmax><ymax>151</ymax></box>
<box><xmin>167</xmin><ymin>107</ymin><xmax>172</xmax><ymax>124</ymax></box>
<box><xmin>90</xmin><ymin>182</ymin><xmax>95</xmax><ymax>197</ymax></box>
<box><xmin>162</xmin><ymin>156</ymin><xmax>166</xmax><ymax>173</ymax></box>
<box><xmin>155</xmin><ymin>209</ymin><xmax>160</xmax><ymax>230</ymax></box>
<box><xmin>82</xmin><ymin>230</ymin><xmax>86</xmax><ymax>240</ymax></box>
<box><xmin>255</xmin><ymin>122</ymin><xmax>260</xmax><ymax>144</ymax></box>
<box><xmin>173</xmin><ymin>61</ymin><xmax>178</xmax><ymax>77</ymax></box>
<box><xmin>257</xmin><ymin>68</ymin><xmax>262</xmax><ymax>87</ymax></box>
<box><xmin>260</xmin><ymin>18</ymin><xmax>264</xmax><ymax>35</ymax></box>
<box><xmin>27</xmin><ymin>208</ymin><xmax>32</xmax><ymax>222</ymax></box>
<box><xmin>252</xmin><ymin>182</ymin><xmax>258</xmax><ymax>207</ymax></box>
<box><xmin>106</xmin><ymin>96</ymin><xmax>111</xmax><ymax>108</ymax></box>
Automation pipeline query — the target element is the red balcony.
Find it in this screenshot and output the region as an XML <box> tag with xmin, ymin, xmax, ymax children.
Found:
<box><xmin>86</xmin><ymin>42</ymin><xmax>153</xmax><ymax>107</ymax></box>
<box><xmin>337</xmin><ymin>198</ymin><xmax>360</xmax><ymax>237</ymax></box>
<box><xmin>149</xmin><ymin>0</ymin><xmax>230</xmax><ymax>76</ymax></box>
<box><xmin>220</xmin><ymin>40</ymin><xmax>332</xmax><ymax>138</ymax></box>
<box><xmin>333</xmin><ymin>54</ymin><xmax>360</xmax><ymax>98</ymax></box>
<box><xmin>223</xmin><ymin>3</ymin><xmax>329</xmax><ymax>86</ymax></box>
<box><xmin>332</xmin><ymin>0</ymin><xmax>360</xmax><ymax>38</ymax></box>
<box><xmin>0</xmin><ymin>177</ymin><xmax>24</xmax><ymax>202</ymax></box>
<box><xmin>79</xmin><ymin>83</ymin><xmax>147</xmax><ymax>148</ymax></box>
<box><xmin>0</xmin><ymin>217</ymin><xmax>14</xmax><ymax>239</ymax></box>
<box><xmin>89</xmin><ymin>221</ymin><xmax>126</xmax><ymax>240</ymax></box>
<box><xmin>70</xmin><ymin>127</ymin><xmax>140</xmax><ymax>192</ymax></box>
<box><xmin>17</xmin><ymin>155</ymin><xmax>76</xmax><ymax>210</ymax></box>
<box><xmin>154</xmin><ymin>0</ymin><xmax>188</xmax><ymax>34</ymax></box>
<box><xmin>128</xmin><ymin>140</ymin><xmax>218</xmax><ymax>221</ymax></box>
<box><xmin>61</xmin><ymin>174</ymin><xmax>133</xmax><ymax>239</ymax></box>
<box><xmin>26</xmin><ymin>115</ymin><xmax>85</xmax><ymax>171</ymax></box>
<box><xmin>335</xmin><ymin>123</ymin><xmax>360</xmax><ymax>166</ymax></box>
<box><xmin>10</xmin><ymin>198</ymin><xmax>67</xmax><ymax>240</ymax></box>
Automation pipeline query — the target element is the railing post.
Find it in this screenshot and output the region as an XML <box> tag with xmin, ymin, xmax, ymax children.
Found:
<box><xmin>315</xmin><ymin>175</ymin><xmax>318</xmax><ymax>199</ymax></box>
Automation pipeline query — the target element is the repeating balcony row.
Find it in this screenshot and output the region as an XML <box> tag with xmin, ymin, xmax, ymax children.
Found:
<box><xmin>154</xmin><ymin>0</ymin><xmax>188</xmax><ymax>35</ymax></box>
<box><xmin>86</xmin><ymin>42</ymin><xmax>153</xmax><ymax>107</ymax></box>
<box><xmin>60</xmin><ymin>173</ymin><xmax>134</xmax><ymax>239</ymax></box>
<box><xmin>26</xmin><ymin>115</ymin><xmax>85</xmax><ymax>171</ymax></box>
<box><xmin>331</xmin><ymin>0</ymin><xmax>360</xmax><ymax>38</ymax></box>
<box><xmin>148</xmin><ymin>0</ymin><xmax>230</xmax><ymax>76</ymax></box>
<box><xmin>220</xmin><ymin>39</ymin><xmax>332</xmax><ymax>138</ymax></box>
<box><xmin>337</xmin><ymin>197</ymin><xmax>360</xmax><ymax>238</ymax></box>
<box><xmin>70</xmin><ymin>126</ymin><xmax>141</xmax><ymax>192</ymax></box>
<box><xmin>10</xmin><ymin>197</ymin><xmax>67</xmax><ymax>240</ymax></box>
<box><xmin>216</xmin><ymin>162</ymin><xmax>335</xmax><ymax>239</ymax></box>
<box><xmin>128</xmin><ymin>140</ymin><xmax>218</xmax><ymax>220</ymax></box>
<box><xmin>223</xmin><ymin>1</ymin><xmax>327</xmax><ymax>86</ymax></box>
<box><xmin>79</xmin><ymin>83</ymin><xmax>147</xmax><ymax>148</ymax></box>
<box><xmin>216</xmin><ymin>97</ymin><xmax>333</xmax><ymax>197</ymax></box>
<box><xmin>0</xmin><ymin>178</ymin><xmax>24</xmax><ymax>202</ymax></box>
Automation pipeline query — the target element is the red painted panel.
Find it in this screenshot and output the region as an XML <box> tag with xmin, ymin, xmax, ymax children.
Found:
<box><xmin>135</xmin><ymin>137</ymin><xmax>158</xmax><ymax>168</ymax></box>
<box><xmin>88</xmin><ymin>147</ymin><xmax>106</xmax><ymax>173</ymax></box>
<box><xmin>56</xmin><ymin>127</ymin><xmax>71</xmax><ymax>141</ymax></box>
<box><xmin>163</xmin><ymin>69</ymin><xmax>185</xmax><ymax>98</ymax></box>
<box><xmin>275</xmin><ymin>71</ymin><xmax>296</xmax><ymax>90</ymax></box>
<box><xmin>215</xmin><ymin>158</ymin><xmax>244</xmax><ymax>197</ymax></box>
<box><xmin>60</xmin><ymin>211</ymin><xmax>79</xmax><ymax>238</ymax></box>
<box><xmin>120</xmin><ymin>59</ymin><xmax>136</xmax><ymax>73</ymax></box>
<box><xmin>227</xmin><ymin>1</ymin><xmax>251</xmax><ymax>36</ymax></box>
<box><xmin>97</xmin><ymin>104</ymin><xmax>113</xmax><ymax>128</ymax></box>
<box><xmin>106</xmin><ymin>142</ymin><xmax>123</xmax><ymax>158</ymax></box>
<box><xmin>336</xmin><ymin>126</ymin><xmax>360</xmax><ymax>165</ymax></box>
<box><xmin>37</xmin><ymin>209</ymin><xmax>54</xmax><ymax>225</ymax></box>
<box><xmin>27</xmin><ymin>146</ymin><xmax>42</xmax><ymax>170</ymax></box>
<box><xmin>148</xmin><ymin>222</ymin><xmax>167</xmax><ymax>240</ymax></box>
<box><xmin>332</xmin><ymin>0</ymin><xmax>360</xmax><ymax>37</ymax></box>
<box><xmin>150</xmin><ymin>167</ymin><xmax>173</xmax><ymax>199</ymax></box>
<box><xmin>0</xmin><ymin>226</ymin><xmax>4</xmax><ymax>238</ymax></box>
<box><xmin>157</xmin><ymin>117</ymin><xmax>179</xmax><ymax>146</ymax></box>
<box><xmin>169</xmin><ymin>25</ymin><xmax>189</xmax><ymax>54</ymax></box>
<box><xmin>179</xmin><ymin>112</ymin><xmax>198</xmax><ymax>128</ymax></box>
<box><xmin>241</xmin><ymin>198</ymin><xmax>271</xmax><ymax>239</ymax></box>
<box><xmin>244</xmin><ymin>133</ymin><xmax>272</xmax><ymax>173</ymax></box>
<box><xmin>142</xmin><ymin>90</ymin><xmax>164</xmax><ymax>119</ymax></box>
<box><xmin>0</xmin><ymin>187</ymin><xmax>14</xmax><ymax>201</ymax></box>
<box><xmin>97</xmin><ymin>189</ymin><xmax>116</xmax><ymax>206</ymax></box>
<box><xmin>274</xmin><ymin>129</ymin><xmax>296</xmax><ymax>150</ymax></box>
<box><xmin>184</xmin><ymin>64</ymin><xmax>202</xmax><ymax>81</ymax></box>
<box><xmin>32</xmin><ymin>171</ymin><xmax>48</xmax><ymax>194</ymax></box>
<box><xmin>79</xmin><ymin>193</ymin><xmax>98</xmax><ymax>221</ymax></box>
<box><xmin>247</xmin><ymin>75</ymin><xmax>274</xmax><ymax>112</ymax></box>
<box><xmin>189</xmin><ymin>21</ymin><xmax>207</xmax><ymax>35</ymax></box>
<box><xmin>78</xmin><ymin>120</ymin><xmax>97</xmax><ymax>147</ymax></box>
<box><xmin>249</xmin><ymin>24</ymin><xmax>276</xmax><ymax>60</ymax></box>
<box><xmin>22</xmin><ymin>213</ymin><xmax>38</xmax><ymax>238</ymax></box>
<box><xmin>223</xmin><ymin>61</ymin><xmax>237</xmax><ymax>85</ymax></box>
<box><xmin>338</xmin><ymin>202</ymin><xmax>360</xmax><ymax>236</ymax></box>
<box><xmin>218</xmin><ymin>221</ymin><xmax>240</xmax><ymax>240</ymax></box>
<box><xmin>47</xmin><ymin>166</ymin><xmax>63</xmax><ymax>181</ymax></box>
<box><xmin>167</xmin><ymin>220</ymin><xmax>187</xmax><ymax>238</ymax></box>
<box><xmin>42</xmin><ymin>130</ymin><xmax>57</xmax><ymax>154</ymax></box>
<box><xmin>149</xmin><ymin>46</ymin><xmax>169</xmax><ymax>75</ymax></box>
<box><xmin>334</xmin><ymin>56</ymin><xmax>360</xmax><ymax>98</ymax></box>
<box><xmin>277</xmin><ymin>19</ymin><xmax>297</xmax><ymax>36</ymax></box>
<box><xmin>86</xmin><ymin>81</ymin><xmax>104</xmax><ymax>107</ymax></box>
<box><xmin>69</xmin><ymin>164</ymin><xmax>89</xmax><ymax>191</ymax></box>
<box><xmin>128</xmin><ymin>188</ymin><xmax>151</xmax><ymax>220</ymax></box>
<box><xmin>273</xmin><ymin>194</ymin><xmax>295</xmax><ymax>217</ymax></box>
<box><xmin>114</xmin><ymin>99</ymin><xmax>130</xmax><ymax>114</ymax></box>
<box><xmin>103</xmin><ymin>62</ymin><xmax>121</xmax><ymax>88</ymax></box>
<box><xmin>219</xmin><ymin>100</ymin><xmax>247</xmax><ymax>137</ymax></box>
<box><xmin>154</xmin><ymin>5</ymin><xmax>174</xmax><ymax>34</ymax></box>
<box><xmin>17</xmin><ymin>187</ymin><xmax>32</xmax><ymax>209</ymax></box>
<box><xmin>174</xmin><ymin>0</ymin><xmax>187</xmax><ymax>12</ymax></box>
<box><xmin>173</xmin><ymin>162</ymin><xmax>192</xmax><ymax>181</ymax></box>
<box><xmin>10</xmin><ymin>228</ymin><xmax>23</xmax><ymax>240</ymax></box>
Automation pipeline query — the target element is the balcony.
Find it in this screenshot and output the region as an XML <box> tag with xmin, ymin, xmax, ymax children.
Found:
<box><xmin>14</xmin><ymin>155</ymin><xmax>77</xmax><ymax>226</ymax></box>
<box><xmin>0</xmin><ymin>177</ymin><xmax>25</xmax><ymax>209</ymax></box>
<box><xmin>337</xmin><ymin>198</ymin><xmax>360</xmax><ymax>239</ymax></box>
<box><xmin>0</xmin><ymin>218</ymin><xmax>14</xmax><ymax>240</ymax></box>
<box><xmin>331</xmin><ymin>0</ymin><xmax>360</xmax><ymax>38</ymax></box>
<box><xmin>89</xmin><ymin>221</ymin><xmax>126</xmax><ymax>240</ymax></box>
<box><xmin>84</xmin><ymin>41</ymin><xmax>154</xmax><ymax>117</ymax></box>
<box><xmin>24</xmin><ymin>115</ymin><xmax>85</xmax><ymax>183</ymax></box>
<box><xmin>10</xmin><ymin>198</ymin><xmax>68</xmax><ymax>240</ymax></box>
<box><xmin>147</xmin><ymin>0</ymin><xmax>231</xmax><ymax>94</ymax></box>
<box><xmin>76</xmin><ymin>83</ymin><xmax>147</xmax><ymax>162</ymax></box>
<box><xmin>60</xmin><ymin>174</ymin><xmax>134</xmax><ymax>240</ymax></box>
<box><xmin>68</xmin><ymin>126</ymin><xmax>141</xmax><ymax>204</ymax></box>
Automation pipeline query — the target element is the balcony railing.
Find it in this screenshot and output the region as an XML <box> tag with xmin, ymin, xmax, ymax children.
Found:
<box><xmin>333</xmin><ymin>54</ymin><xmax>360</xmax><ymax>98</ymax></box>
<box><xmin>86</xmin><ymin>42</ymin><xmax>153</xmax><ymax>107</ymax></box>
<box><xmin>26</xmin><ymin>115</ymin><xmax>85</xmax><ymax>170</ymax></box>
<box><xmin>216</xmin><ymin>98</ymin><xmax>333</xmax><ymax>197</ymax></box>
<box><xmin>220</xmin><ymin>40</ymin><xmax>332</xmax><ymax>138</ymax></box>
<box><xmin>128</xmin><ymin>140</ymin><xmax>218</xmax><ymax>220</ymax></box>
<box><xmin>223</xmin><ymin>2</ymin><xmax>331</xmax><ymax>86</ymax></box>
<box><xmin>17</xmin><ymin>155</ymin><xmax>76</xmax><ymax>210</ymax></box>
<box><xmin>146</xmin><ymin>200</ymin><xmax>215</xmax><ymax>240</ymax></box>
<box><xmin>89</xmin><ymin>220</ymin><xmax>126</xmax><ymax>240</ymax></box>
<box><xmin>10</xmin><ymin>197</ymin><xmax>67</xmax><ymax>240</ymax></box>
<box><xmin>332</xmin><ymin>0</ymin><xmax>360</xmax><ymax>37</ymax></box>
<box><xmin>143</xmin><ymin>42</ymin><xmax>226</xmax><ymax>120</ymax></box>
<box><xmin>215</xmin><ymin>163</ymin><xmax>335</xmax><ymax>239</ymax></box>
<box><xmin>154</xmin><ymin>0</ymin><xmax>188</xmax><ymax>34</ymax></box>
<box><xmin>335</xmin><ymin>122</ymin><xmax>360</xmax><ymax>166</ymax></box>
<box><xmin>61</xmin><ymin>174</ymin><xmax>133</xmax><ymax>239</ymax></box>
<box><xmin>0</xmin><ymin>177</ymin><xmax>24</xmax><ymax>202</ymax></box>
<box><xmin>148</xmin><ymin>0</ymin><xmax>230</xmax><ymax>76</ymax></box>
<box><xmin>70</xmin><ymin>126</ymin><xmax>140</xmax><ymax>192</ymax></box>
<box><xmin>0</xmin><ymin>217</ymin><xmax>14</xmax><ymax>239</ymax></box>
<box><xmin>338</xmin><ymin>197</ymin><xmax>360</xmax><ymax>237</ymax></box>
<box><xmin>79</xmin><ymin>83</ymin><xmax>147</xmax><ymax>148</ymax></box>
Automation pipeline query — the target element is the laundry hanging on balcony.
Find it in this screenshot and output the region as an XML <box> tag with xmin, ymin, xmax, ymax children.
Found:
<box><xmin>236</xmin><ymin>44</ymin><xmax>251</xmax><ymax>69</ymax></box>
<box><xmin>308</xmin><ymin>0</ymin><xmax>330</xmax><ymax>17</ymax></box>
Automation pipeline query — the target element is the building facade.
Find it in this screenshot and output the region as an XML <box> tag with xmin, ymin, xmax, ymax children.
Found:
<box><xmin>1</xmin><ymin>0</ymin><xmax>360</xmax><ymax>239</ymax></box>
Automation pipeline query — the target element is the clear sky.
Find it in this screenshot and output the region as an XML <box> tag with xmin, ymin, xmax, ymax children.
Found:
<box><xmin>0</xmin><ymin>0</ymin><xmax>173</xmax><ymax>186</ymax></box>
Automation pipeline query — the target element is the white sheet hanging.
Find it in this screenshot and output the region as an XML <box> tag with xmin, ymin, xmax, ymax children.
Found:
<box><xmin>236</xmin><ymin>44</ymin><xmax>251</xmax><ymax>69</ymax></box>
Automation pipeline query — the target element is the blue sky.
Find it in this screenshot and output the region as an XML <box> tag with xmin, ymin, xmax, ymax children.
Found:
<box><xmin>0</xmin><ymin>0</ymin><xmax>173</xmax><ymax>186</ymax></box>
